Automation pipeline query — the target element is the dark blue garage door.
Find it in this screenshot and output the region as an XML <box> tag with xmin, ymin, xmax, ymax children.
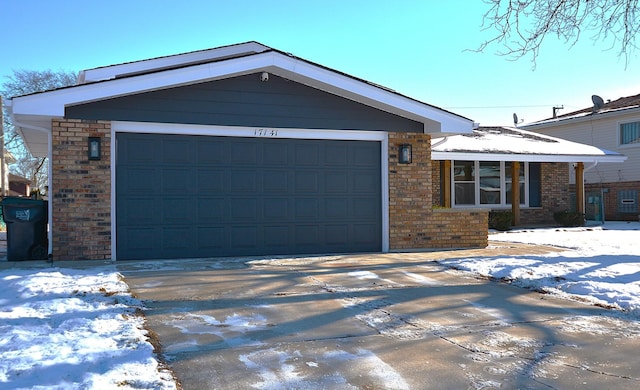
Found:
<box><xmin>116</xmin><ymin>133</ymin><xmax>382</xmax><ymax>260</ymax></box>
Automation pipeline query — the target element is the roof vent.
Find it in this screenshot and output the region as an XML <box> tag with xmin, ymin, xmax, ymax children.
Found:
<box><xmin>592</xmin><ymin>95</ymin><xmax>605</xmax><ymax>113</ymax></box>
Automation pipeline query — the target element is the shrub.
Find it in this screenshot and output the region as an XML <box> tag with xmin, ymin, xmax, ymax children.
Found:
<box><xmin>553</xmin><ymin>211</ymin><xmax>585</xmax><ymax>227</ymax></box>
<box><xmin>489</xmin><ymin>211</ymin><xmax>512</xmax><ymax>231</ymax></box>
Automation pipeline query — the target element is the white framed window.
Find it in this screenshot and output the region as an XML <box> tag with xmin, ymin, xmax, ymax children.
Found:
<box><xmin>451</xmin><ymin>161</ymin><xmax>540</xmax><ymax>208</ymax></box>
<box><xmin>620</xmin><ymin>121</ymin><xmax>640</xmax><ymax>146</ymax></box>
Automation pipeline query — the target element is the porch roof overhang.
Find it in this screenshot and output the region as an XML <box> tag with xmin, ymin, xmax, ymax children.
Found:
<box><xmin>8</xmin><ymin>42</ymin><xmax>475</xmax><ymax>158</ymax></box>
<box><xmin>431</xmin><ymin>126</ymin><xmax>627</xmax><ymax>163</ymax></box>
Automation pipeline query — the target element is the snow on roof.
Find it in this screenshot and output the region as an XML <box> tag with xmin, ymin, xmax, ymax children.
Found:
<box><xmin>431</xmin><ymin>126</ymin><xmax>626</xmax><ymax>163</ymax></box>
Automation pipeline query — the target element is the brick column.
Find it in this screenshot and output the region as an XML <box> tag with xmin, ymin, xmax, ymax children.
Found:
<box><xmin>388</xmin><ymin>132</ymin><xmax>433</xmax><ymax>249</ymax></box>
<box><xmin>51</xmin><ymin>119</ymin><xmax>111</xmax><ymax>260</ymax></box>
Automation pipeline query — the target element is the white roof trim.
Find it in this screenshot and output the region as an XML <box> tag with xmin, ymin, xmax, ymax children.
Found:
<box><xmin>78</xmin><ymin>41</ymin><xmax>271</xmax><ymax>83</ymax></box>
<box><xmin>431</xmin><ymin>151</ymin><xmax>627</xmax><ymax>163</ymax></box>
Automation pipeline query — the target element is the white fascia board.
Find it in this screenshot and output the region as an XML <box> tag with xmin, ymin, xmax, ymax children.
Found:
<box><xmin>80</xmin><ymin>42</ymin><xmax>270</xmax><ymax>83</ymax></box>
<box><xmin>431</xmin><ymin>151</ymin><xmax>627</xmax><ymax>163</ymax></box>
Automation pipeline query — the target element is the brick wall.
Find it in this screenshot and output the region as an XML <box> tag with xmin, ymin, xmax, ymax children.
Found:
<box><xmin>583</xmin><ymin>181</ymin><xmax>640</xmax><ymax>221</ymax></box>
<box><xmin>388</xmin><ymin>133</ymin><xmax>488</xmax><ymax>250</ymax></box>
<box><xmin>51</xmin><ymin>119</ymin><xmax>111</xmax><ymax>260</ymax></box>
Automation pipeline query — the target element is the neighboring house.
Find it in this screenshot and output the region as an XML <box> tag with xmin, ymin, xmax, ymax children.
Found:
<box><xmin>0</xmin><ymin>151</ymin><xmax>16</xmax><ymax>196</ymax></box>
<box><xmin>431</xmin><ymin>127</ymin><xmax>625</xmax><ymax>225</ymax></box>
<box><xmin>524</xmin><ymin>94</ymin><xmax>640</xmax><ymax>221</ymax></box>
<box><xmin>8</xmin><ymin>173</ymin><xmax>30</xmax><ymax>197</ymax></box>
<box><xmin>6</xmin><ymin>42</ymin><xmax>625</xmax><ymax>261</ymax></box>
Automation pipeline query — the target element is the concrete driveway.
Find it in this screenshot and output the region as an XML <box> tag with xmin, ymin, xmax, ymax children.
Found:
<box><xmin>119</xmin><ymin>244</ymin><xmax>640</xmax><ymax>389</ymax></box>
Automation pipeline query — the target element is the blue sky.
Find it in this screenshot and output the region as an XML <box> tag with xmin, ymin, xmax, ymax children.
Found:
<box><xmin>1</xmin><ymin>0</ymin><xmax>638</xmax><ymax>126</ymax></box>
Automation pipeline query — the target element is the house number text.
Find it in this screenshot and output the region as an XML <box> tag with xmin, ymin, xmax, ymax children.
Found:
<box><xmin>254</xmin><ymin>128</ymin><xmax>279</xmax><ymax>137</ymax></box>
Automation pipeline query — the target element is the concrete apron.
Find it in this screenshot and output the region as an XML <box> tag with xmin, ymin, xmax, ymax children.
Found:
<box><xmin>119</xmin><ymin>244</ymin><xmax>640</xmax><ymax>390</ymax></box>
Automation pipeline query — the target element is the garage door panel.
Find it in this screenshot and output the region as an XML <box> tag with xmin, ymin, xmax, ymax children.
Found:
<box><xmin>230</xmin><ymin>170</ymin><xmax>258</xmax><ymax>192</ymax></box>
<box><xmin>119</xmin><ymin>198</ymin><xmax>162</xmax><ymax>225</ymax></box>
<box><xmin>164</xmin><ymin>140</ymin><xmax>193</xmax><ymax>164</ymax></box>
<box><xmin>197</xmin><ymin>169</ymin><xmax>225</xmax><ymax>192</ymax></box>
<box><xmin>353</xmin><ymin>198</ymin><xmax>379</xmax><ymax>219</ymax></box>
<box><xmin>229</xmin><ymin>142</ymin><xmax>258</xmax><ymax>165</ymax></box>
<box><xmin>162</xmin><ymin>168</ymin><xmax>192</xmax><ymax>194</ymax></box>
<box><xmin>163</xmin><ymin>197</ymin><xmax>196</xmax><ymax>224</ymax></box>
<box><xmin>353</xmin><ymin>172</ymin><xmax>379</xmax><ymax>192</ymax></box>
<box><xmin>325</xmin><ymin>225</ymin><xmax>348</xmax><ymax>245</ymax></box>
<box><xmin>295</xmin><ymin>225</ymin><xmax>320</xmax><ymax>245</ymax></box>
<box><xmin>198</xmin><ymin>227</ymin><xmax>226</xmax><ymax>250</ymax></box>
<box><xmin>197</xmin><ymin>141</ymin><xmax>225</xmax><ymax>164</ymax></box>
<box><xmin>263</xmin><ymin>143</ymin><xmax>289</xmax><ymax>165</ymax></box>
<box><xmin>121</xmin><ymin>168</ymin><xmax>158</xmax><ymax>194</ymax></box>
<box><xmin>230</xmin><ymin>199</ymin><xmax>257</xmax><ymax>219</ymax></box>
<box><xmin>197</xmin><ymin>198</ymin><xmax>226</xmax><ymax>222</ymax></box>
<box><xmin>123</xmin><ymin>138</ymin><xmax>159</xmax><ymax>163</ymax></box>
<box><xmin>325</xmin><ymin>198</ymin><xmax>348</xmax><ymax>219</ymax></box>
<box><xmin>325</xmin><ymin>172</ymin><xmax>348</xmax><ymax>193</ymax></box>
<box><xmin>230</xmin><ymin>226</ymin><xmax>258</xmax><ymax>248</ymax></box>
<box><xmin>264</xmin><ymin>198</ymin><xmax>288</xmax><ymax>219</ymax></box>
<box><xmin>263</xmin><ymin>171</ymin><xmax>289</xmax><ymax>192</ymax></box>
<box><xmin>295</xmin><ymin>144</ymin><xmax>319</xmax><ymax>165</ymax></box>
<box><xmin>325</xmin><ymin>144</ymin><xmax>348</xmax><ymax>165</ymax></box>
<box><xmin>263</xmin><ymin>225</ymin><xmax>291</xmax><ymax>247</ymax></box>
<box><xmin>162</xmin><ymin>227</ymin><xmax>195</xmax><ymax>251</ymax></box>
<box><xmin>295</xmin><ymin>199</ymin><xmax>319</xmax><ymax>219</ymax></box>
<box><xmin>294</xmin><ymin>171</ymin><xmax>319</xmax><ymax>193</ymax></box>
<box><xmin>117</xmin><ymin>133</ymin><xmax>381</xmax><ymax>260</ymax></box>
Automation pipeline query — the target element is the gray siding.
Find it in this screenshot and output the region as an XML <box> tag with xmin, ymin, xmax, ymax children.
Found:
<box><xmin>67</xmin><ymin>73</ymin><xmax>423</xmax><ymax>132</ymax></box>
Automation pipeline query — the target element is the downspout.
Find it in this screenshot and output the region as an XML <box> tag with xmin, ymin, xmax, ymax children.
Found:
<box><xmin>11</xmin><ymin>120</ymin><xmax>53</xmax><ymax>257</ymax></box>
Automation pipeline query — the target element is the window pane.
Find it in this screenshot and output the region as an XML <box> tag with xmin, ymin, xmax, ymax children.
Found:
<box><xmin>480</xmin><ymin>161</ymin><xmax>501</xmax><ymax>204</ymax></box>
<box><xmin>454</xmin><ymin>161</ymin><xmax>474</xmax><ymax>181</ymax></box>
<box><xmin>620</xmin><ymin>122</ymin><xmax>640</xmax><ymax>145</ymax></box>
<box><xmin>455</xmin><ymin>183</ymin><xmax>475</xmax><ymax>205</ymax></box>
<box><xmin>529</xmin><ymin>163</ymin><xmax>541</xmax><ymax>207</ymax></box>
<box><xmin>506</xmin><ymin>183</ymin><xmax>525</xmax><ymax>204</ymax></box>
<box><xmin>505</xmin><ymin>162</ymin><xmax>525</xmax><ymax>205</ymax></box>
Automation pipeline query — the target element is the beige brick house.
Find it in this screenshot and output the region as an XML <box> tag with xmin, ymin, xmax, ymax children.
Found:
<box><xmin>5</xmin><ymin>42</ymin><xmax>625</xmax><ymax>261</ymax></box>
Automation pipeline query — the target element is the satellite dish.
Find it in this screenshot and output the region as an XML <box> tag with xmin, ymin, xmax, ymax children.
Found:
<box><xmin>592</xmin><ymin>95</ymin><xmax>605</xmax><ymax>112</ymax></box>
<box><xmin>513</xmin><ymin>113</ymin><xmax>522</xmax><ymax>127</ymax></box>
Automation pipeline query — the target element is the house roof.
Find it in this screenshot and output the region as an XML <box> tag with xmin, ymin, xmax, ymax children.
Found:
<box><xmin>431</xmin><ymin>126</ymin><xmax>627</xmax><ymax>163</ymax></box>
<box><xmin>7</xmin><ymin>41</ymin><xmax>475</xmax><ymax>157</ymax></box>
<box><xmin>524</xmin><ymin>93</ymin><xmax>640</xmax><ymax>129</ymax></box>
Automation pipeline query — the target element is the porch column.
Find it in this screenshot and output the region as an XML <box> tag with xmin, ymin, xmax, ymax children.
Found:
<box><xmin>511</xmin><ymin>161</ymin><xmax>520</xmax><ymax>226</ymax></box>
<box><xmin>575</xmin><ymin>162</ymin><xmax>585</xmax><ymax>214</ymax></box>
<box><xmin>443</xmin><ymin>160</ymin><xmax>451</xmax><ymax>207</ymax></box>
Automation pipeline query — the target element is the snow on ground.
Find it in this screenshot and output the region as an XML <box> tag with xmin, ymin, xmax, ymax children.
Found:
<box><xmin>1</xmin><ymin>221</ymin><xmax>640</xmax><ymax>389</ymax></box>
<box><xmin>0</xmin><ymin>267</ymin><xmax>176</xmax><ymax>390</ymax></box>
<box><xmin>440</xmin><ymin>221</ymin><xmax>640</xmax><ymax>314</ymax></box>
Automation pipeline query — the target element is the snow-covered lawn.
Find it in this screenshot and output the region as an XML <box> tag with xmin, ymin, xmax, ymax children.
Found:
<box><xmin>1</xmin><ymin>221</ymin><xmax>639</xmax><ymax>389</ymax></box>
<box><xmin>0</xmin><ymin>268</ymin><xmax>177</xmax><ymax>390</ymax></box>
<box><xmin>440</xmin><ymin>221</ymin><xmax>640</xmax><ymax>313</ymax></box>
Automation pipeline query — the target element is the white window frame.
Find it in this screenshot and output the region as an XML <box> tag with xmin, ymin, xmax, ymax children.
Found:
<box><xmin>451</xmin><ymin>160</ymin><xmax>530</xmax><ymax>208</ymax></box>
<box><xmin>618</xmin><ymin>119</ymin><xmax>640</xmax><ymax>148</ymax></box>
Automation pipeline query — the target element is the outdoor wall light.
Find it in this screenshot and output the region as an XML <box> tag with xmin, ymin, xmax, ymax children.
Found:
<box><xmin>88</xmin><ymin>137</ymin><xmax>101</xmax><ymax>160</ymax></box>
<box><xmin>398</xmin><ymin>144</ymin><xmax>412</xmax><ymax>164</ymax></box>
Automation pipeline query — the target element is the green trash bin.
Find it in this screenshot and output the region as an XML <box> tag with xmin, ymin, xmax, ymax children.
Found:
<box><xmin>1</xmin><ymin>197</ymin><xmax>48</xmax><ymax>261</ymax></box>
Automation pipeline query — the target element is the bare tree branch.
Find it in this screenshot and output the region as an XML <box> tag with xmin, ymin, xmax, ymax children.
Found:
<box><xmin>1</xmin><ymin>69</ymin><xmax>77</xmax><ymax>193</ymax></box>
<box><xmin>476</xmin><ymin>0</ymin><xmax>639</xmax><ymax>67</ymax></box>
